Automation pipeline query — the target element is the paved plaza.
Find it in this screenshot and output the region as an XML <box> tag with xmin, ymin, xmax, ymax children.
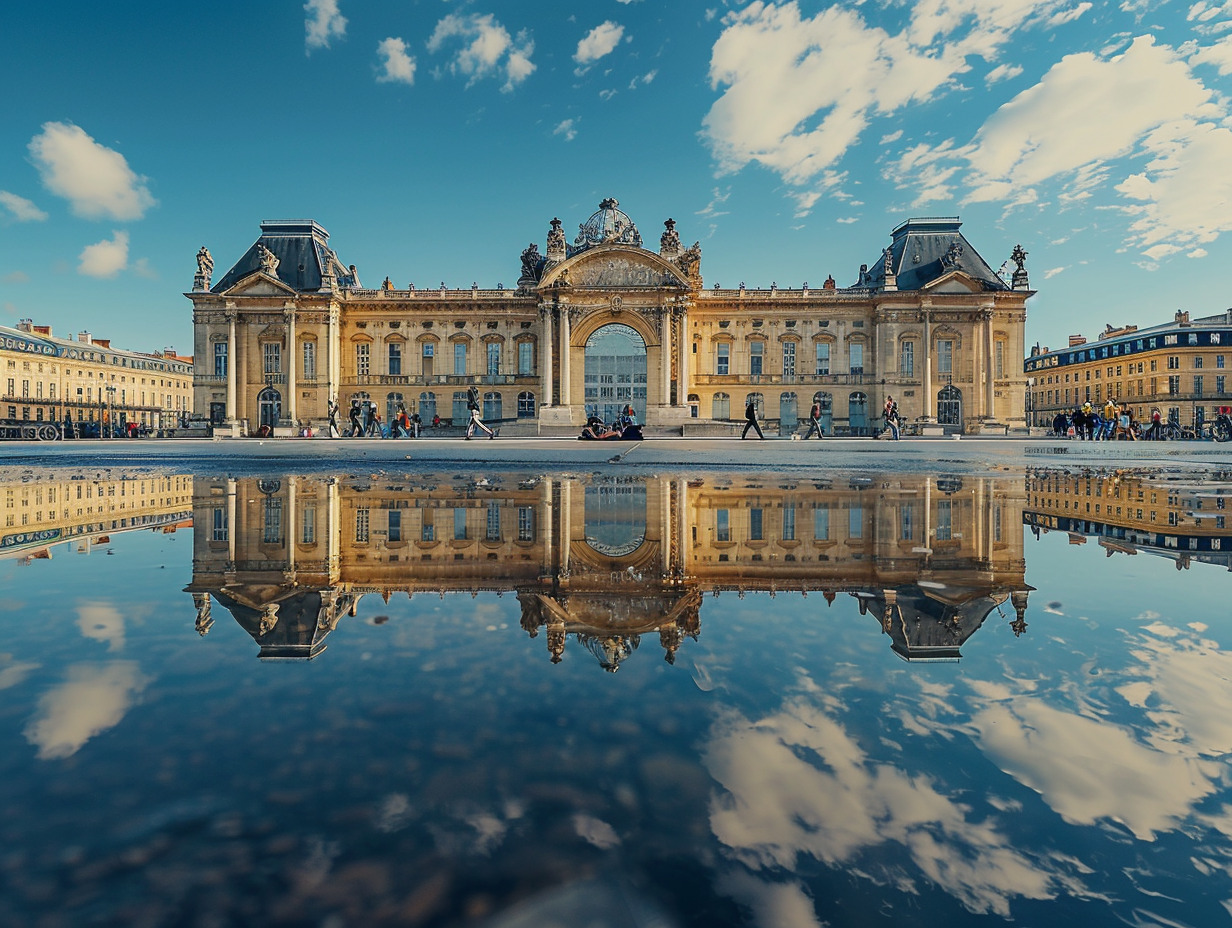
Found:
<box><xmin>2</xmin><ymin>436</ymin><xmax>1227</xmax><ymax>478</ymax></box>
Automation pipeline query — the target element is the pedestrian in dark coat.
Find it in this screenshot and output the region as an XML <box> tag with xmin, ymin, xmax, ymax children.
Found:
<box><xmin>741</xmin><ymin>399</ymin><xmax>765</xmax><ymax>440</ymax></box>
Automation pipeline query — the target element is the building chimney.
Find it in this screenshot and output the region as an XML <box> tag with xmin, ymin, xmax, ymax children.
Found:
<box><xmin>16</xmin><ymin>319</ymin><xmax>33</xmax><ymax>333</ymax></box>
<box><xmin>1068</xmin><ymin>334</ymin><xmax>1086</xmax><ymax>347</ymax></box>
<box><xmin>78</xmin><ymin>331</ymin><xmax>92</xmax><ymax>344</ymax></box>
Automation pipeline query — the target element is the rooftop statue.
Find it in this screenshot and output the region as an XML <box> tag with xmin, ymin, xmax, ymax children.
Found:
<box><xmin>193</xmin><ymin>245</ymin><xmax>213</xmax><ymax>291</ymax></box>
<box><xmin>520</xmin><ymin>242</ymin><xmax>542</xmax><ymax>281</ymax></box>
<box><xmin>256</xmin><ymin>242</ymin><xmax>280</xmax><ymax>277</ymax></box>
<box><xmin>941</xmin><ymin>240</ymin><xmax>964</xmax><ymax>269</ymax></box>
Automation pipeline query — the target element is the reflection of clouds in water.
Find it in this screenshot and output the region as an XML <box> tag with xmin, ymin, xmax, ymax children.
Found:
<box><xmin>572</xmin><ymin>813</ymin><xmax>620</xmax><ymax>849</ymax></box>
<box><xmin>77</xmin><ymin>603</ymin><xmax>125</xmax><ymax>650</ymax></box>
<box><xmin>24</xmin><ymin>662</ymin><xmax>147</xmax><ymax>759</ymax></box>
<box><xmin>966</xmin><ymin>618</ymin><xmax>1232</xmax><ymax>842</ymax></box>
<box><xmin>429</xmin><ymin>806</ymin><xmax>509</xmax><ymax>856</ymax></box>
<box><xmin>0</xmin><ymin>660</ymin><xmax>39</xmax><ymax>691</ymax></box>
<box><xmin>719</xmin><ymin>869</ymin><xmax>823</xmax><ymax>928</ymax></box>
<box><xmin>703</xmin><ymin>684</ymin><xmax>1074</xmax><ymax>918</ymax></box>
<box><xmin>375</xmin><ymin>793</ymin><xmax>413</xmax><ymax>833</ymax></box>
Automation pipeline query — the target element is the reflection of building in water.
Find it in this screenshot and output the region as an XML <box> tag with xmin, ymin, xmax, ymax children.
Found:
<box><xmin>1025</xmin><ymin>469</ymin><xmax>1232</xmax><ymax>570</ymax></box>
<box><xmin>187</xmin><ymin>473</ymin><xmax>1032</xmax><ymax>665</ymax></box>
<box><xmin>1</xmin><ymin>474</ymin><xmax>193</xmax><ymax>562</ymax></box>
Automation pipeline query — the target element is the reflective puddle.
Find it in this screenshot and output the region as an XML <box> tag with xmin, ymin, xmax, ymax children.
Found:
<box><xmin>1</xmin><ymin>467</ymin><xmax>1230</xmax><ymax>927</ymax></box>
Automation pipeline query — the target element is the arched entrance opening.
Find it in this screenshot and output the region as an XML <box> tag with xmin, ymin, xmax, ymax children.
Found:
<box><xmin>938</xmin><ymin>384</ymin><xmax>963</xmax><ymax>426</ymax></box>
<box><xmin>779</xmin><ymin>392</ymin><xmax>799</xmax><ymax>434</ymax></box>
<box><xmin>257</xmin><ymin>386</ymin><xmax>281</xmax><ymax>429</ymax></box>
<box><xmin>584</xmin><ymin>323</ymin><xmax>647</xmax><ymax>425</ymax></box>
<box><xmin>848</xmin><ymin>392</ymin><xmax>868</xmax><ymax>435</ymax></box>
<box><xmin>584</xmin><ymin>481</ymin><xmax>647</xmax><ymax>557</ymax></box>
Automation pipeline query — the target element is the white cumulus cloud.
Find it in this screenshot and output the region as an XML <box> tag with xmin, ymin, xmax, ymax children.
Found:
<box><xmin>575</xmin><ymin>21</ymin><xmax>625</xmax><ymax>66</ymax></box>
<box><xmin>0</xmin><ymin>191</ymin><xmax>48</xmax><ymax>222</ymax></box>
<box><xmin>427</xmin><ymin>13</ymin><xmax>535</xmax><ymax>92</ymax></box>
<box><xmin>985</xmin><ymin>62</ymin><xmax>1024</xmax><ymax>83</ymax></box>
<box><xmin>28</xmin><ymin>122</ymin><xmax>155</xmax><ymax>221</ymax></box>
<box><xmin>553</xmin><ymin>118</ymin><xmax>577</xmax><ymax>142</ymax></box>
<box><xmin>376</xmin><ymin>36</ymin><xmax>416</xmax><ymax>84</ymax></box>
<box><xmin>78</xmin><ymin>231</ymin><xmax>129</xmax><ymax>278</ymax></box>
<box><xmin>305</xmin><ymin>0</ymin><xmax>346</xmax><ymax>52</ymax></box>
<box><xmin>25</xmin><ymin>662</ymin><xmax>147</xmax><ymax>760</ymax></box>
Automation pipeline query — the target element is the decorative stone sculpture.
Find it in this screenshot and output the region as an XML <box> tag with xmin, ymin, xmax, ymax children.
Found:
<box><xmin>941</xmin><ymin>240</ymin><xmax>964</xmax><ymax>269</ymax></box>
<box><xmin>678</xmin><ymin>241</ymin><xmax>702</xmax><ymax>286</ymax></box>
<box><xmin>519</xmin><ymin>242</ymin><xmax>543</xmax><ymax>283</ymax></box>
<box><xmin>1011</xmin><ymin>243</ymin><xmax>1029</xmax><ymax>290</ymax></box>
<box><xmin>256</xmin><ymin>242</ymin><xmax>280</xmax><ymax>277</ymax></box>
<box><xmin>193</xmin><ymin>246</ymin><xmax>213</xmax><ymax>291</ymax></box>
<box><xmin>823</xmin><ymin>275</ymin><xmax>836</xmax><ymax>290</ymax></box>
<box><xmin>659</xmin><ymin>218</ymin><xmax>681</xmax><ymax>258</ymax></box>
<box><xmin>546</xmin><ymin>217</ymin><xmax>566</xmax><ymax>262</ymax></box>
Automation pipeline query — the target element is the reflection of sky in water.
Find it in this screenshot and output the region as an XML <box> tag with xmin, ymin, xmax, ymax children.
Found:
<box><xmin>0</xmin><ymin>477</ymin><xmax>1231</xmax><ymax>926</ymax></box>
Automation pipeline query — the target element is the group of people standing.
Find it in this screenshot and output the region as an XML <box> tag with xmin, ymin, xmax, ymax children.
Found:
<box><xmin>1052</xmin><ymin>399</ymin><xmax>1139</xmax><ymax>440</ymax></box>
<box><xmin>741</xmin><ymin>395</ymin><xmax>904</xmax><ymax>440</ymax></box>
<box><xmin>325</xmin><ymin>386</ymin><xmax>493</xmax><ymax>439</ymax></box>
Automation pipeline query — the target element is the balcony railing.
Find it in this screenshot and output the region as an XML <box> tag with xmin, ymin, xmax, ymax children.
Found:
<box><xmin>342</xmin><ymin>373</ymin><xmax>536</xmax><ymax>387</ymax></box>
<box><xmin>693</xmin><ymin>373</ymin><xmax>876</xmax><ymax>386</ymax></box>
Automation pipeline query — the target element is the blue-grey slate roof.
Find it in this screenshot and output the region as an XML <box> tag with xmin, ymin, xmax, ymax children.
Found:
<box><xmin>850</xmin><ymin>217</ymin><xmax>1009</xmax><ymax>292</ymax></box>
<box><xmin>212</xmin><ymin>220</ymin><xmax>356</xmax><ymax>294</ymax></box>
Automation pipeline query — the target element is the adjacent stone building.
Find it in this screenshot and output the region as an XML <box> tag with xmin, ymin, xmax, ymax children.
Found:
<box><xmin>189</xmin><ymin>202</ymin><xmax>1032</xmax><ymax>436</ymax></box>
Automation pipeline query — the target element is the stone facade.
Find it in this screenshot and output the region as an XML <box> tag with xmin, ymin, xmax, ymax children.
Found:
<box><xmin>190</xmin><ymin>205</ymin><xmax>1032</xmax><ymax>436</ymax></box>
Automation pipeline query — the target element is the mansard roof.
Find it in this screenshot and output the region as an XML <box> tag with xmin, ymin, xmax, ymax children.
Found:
<box><xmin>854</xmin><ymin>217</ymin><xmax>1010</xmax><ymax>293</ymax></box>
<box><xmin>212</xmin><ymin>220</ymin><xmax>357</xmax><ymax>294</ymax></box>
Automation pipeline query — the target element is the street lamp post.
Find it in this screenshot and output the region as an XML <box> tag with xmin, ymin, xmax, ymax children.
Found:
<box><xmin>102</xmin><ymin>385</ymin><xmax>116</xmax><ymax>439</ymax></box>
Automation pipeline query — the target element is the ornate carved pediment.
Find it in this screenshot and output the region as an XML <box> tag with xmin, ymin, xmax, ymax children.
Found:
<box><xmin>921</xmin><ymin>270</ymin><xmax>984</xmax><ymax>294</ymax></box>
<box><xmin>540</xmin><ymin>246</ymin><xmax>689</xmax><ymax>290</ymax></box>
<box><xmin>221</xmin><ymin>271</ymin><xmax>298</xmax><ymax>298</ymax></box>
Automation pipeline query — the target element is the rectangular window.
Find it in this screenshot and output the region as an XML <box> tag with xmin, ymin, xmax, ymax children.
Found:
<box><xmin>782</xmin><ymin>505</ymin><xmax>795</xmax><ymax>541</ymax></box>
<box><xmin>936</xmin><ymin>499</ymin><xmax>953</xmax><ymax>541</ymax></box>
<box><xmin>937</xmin><ymin>339</ymin><xmax>954</xmax><ymax>374</ymax></box>
<box><xmin>487</xmin><ymin>342</ymin><xmax>501</xmax><ymax>376</ymax></box>
<box><xmin>302</xmin><ymin>506</ymin><xmax>316</xmax><ymax>545</ymax></box>
<box><xmin>716</xmin><ymin>509</ymin><xmax>730</xmax><ymax>542</ymax></box>
<box><xmin>1217</xmin><ymin>355</ymin><xmax>1225</xmax><ymax>369</ymax></box>
<box><xmin>454</xmin><ymin>342</ymin><xmax>467</xmax><ymax>376</ymax></box>
<box><xmin>849</xmin><ymin>342</ymin><xmax>864</xmax><ymax>374</ymax></box>
<box><xmin>356</xmin><ymin>343</ymin><xmax>370</xmax><ymax>376</ymax></box>
<box><xmin>453</xmin><ymin>507</ymin><xmax>467</xmax><ymax>540</ymax></box>
<box><xmin>1194</xmin><ymin>356</ymin><xmax>1204</xmax><ymax>369</ymax></box>
<box><xmin>388</xmin><ymin>342</ymin><xmax>402</xmax><ymax>376</ymax></box>
<box><xmin>848</xmin><ymin>505</ymin><xmax>863</xmax><ymax>540</ymax></box>
<box><xmin>421</xmin><ymin>511</ymin><xmax>435</xmax><ymax>542</ymax></box>
<box><xmin>302</xmin><ymin>341</ymin><xmax>316</xmax><ymax>380</ymax></box>
<box><xmin>816</xmin><ymin>342</ymin><xmax>830</xmax><ymax>375</ymax></box>
<box><xmin>212</xmin><ymin>507</ymin><xmax>228</xmax><ymax>542</ymax></box>
<box><xmin>486</xmin><ymin>501</ymin><xmax>501</xmax><ymax>540</ymax></box>
<box><xmin>518</xmin><ymin>506</ymin><xmax>535</xmax><ymax>542</ymax></box>
<box><xmin>782</xmin><ymin>342</ymin><xmax>796</xmax><ymax>377</ymax></box>
<box><xmin>1217</xmin><ymin>376</ymin><xmax>1226</xmax><ymax>394</ymax></box>
<box><xmin>1168</xmin><ymin>356</ymin><xmax>1180</xmax><ymax>369</ymax></box>
<box><xmin>262</xmin><ymin>497</ymin><xmax>283</xmax><ymax>545</ymax></box>
<box><xmin>814</xmin><ymin>507</ymin><xmax>830</xmax><ymax>540</ymax></box>
<box><xmin>387</xmin><ymin>509</ymin><xmax>402</xmax><ymax>543</ymax></box>
<box><xmin>1194</xmin><ymin>375</ymin><xmax>1204</xmax><ymax>397</ymax></box>
<box><xmin>995</xmin><ymin>341</ymin><xmax>1005</xmax><ymax>379</ymax></box>
<box><xmin>750</xmin><ymin>342</ymin><xmax>764</xmax><ymax>376</ymax></box>
<box><xmin>423</xmin><ymin>342</ymin><xmax>435</xmax><ymax>358</ymax></box>
<box><xmin>900</xmin><ymin>341</ymin><xmax>914</xmax><ymax>377</ymax></box>
<box><xmin>749</xmin><ymin>508</ymin><xmax>763</xmax><ymax>541</ymax></box>
<box><xmin>1168</xmin><ymin>375</ymin><xmax>1180</xmax><ymax>395</ymax></box>
<box><xmin>263</xmin><ymin>342</ymin><xmax>281</xmax><ymax>375</ymax></box>
<box><xmin>716</xmin><ymin>343</ymin><xmax>730</xmax><ymax>375</ymax></box>
<box><xmin>214</xmin><ymin>342</ymin><xmax>227</xmax><ymax>377</ymax></box>
<box><xmin>900</xmin><ymin>505</ymin><xmax>913</xmax><ymax>540</ymax></box>
<box><xmin>518</xmin><ymin>341</ymin><xmax>533</xmax><ymax>375</ymax></box>
<box><xmin>355</xmin><ymin>508</ymin><xmax>370</xmax><ymax>543</ymax></box>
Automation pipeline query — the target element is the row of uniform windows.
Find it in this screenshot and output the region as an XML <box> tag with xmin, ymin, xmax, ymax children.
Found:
<box><xmin>712</xmin><ymin>339</ymin><xmax>975</xmax><ymax>377</ymax></box>
<box><xmin>350</xmin><ymin>390</ymin><xmax>538</xmax><ymax>422</ymax></box>
<box><xmin>346</xmin><ymin>505</ymin><xmax>537</xmax><ymax>544</ymax></box>
<box><xmin>710</xmin><ymin>501</ymin><xmax>969</xmax><ymax>544</ymax></box>
<box><xmin>1027</xmin><ymin>332</ymin><xmax>1229</xmax><ymax>372</ymax></box>
<box><xmin>1036</xmin><ymin>354</ymin><xmax>1225</xmax><ymax>386</ymax></box>
<box><xmin>1037</xmin><ymin>374</ymin><xmax>1227</xmax><ymax>406</ymax></box>
<box><xmin>216</xmin><ymin>341</ymin><xmax>538</xmax><ymax>380</ymax></box>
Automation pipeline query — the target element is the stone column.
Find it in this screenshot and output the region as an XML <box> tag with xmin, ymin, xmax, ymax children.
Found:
<box><xmin>542</xmin><ymin>478</ymin><xmax>554</xmax><ymax>577</ymax></box>
<box><xmin>560</xmin><ymin>305</ymin><xmax>572</xmax><ymax>409</ymax></box>
<box><xmin>661</xmin><ymin>478</ymin><xmax>672</xmax><ymax>574</ymax></box>
<box><xmin>327</xmin><ymin>306</ymin><xmax>339</xmax><ymax>407</ymax></box>
<box><xmin>285</xmin><ymin>477</ymin><xmax>297</xmax><ymax>574</ymax></box>
<box><xmin>676</xmin><ymin>308</ymin><xmax>690</xmax><ymax>409</ymax></box>
<box><xmin>676</xmin><ymin>477</ymin><xmax>688</xmax><ymax>577</ymax></box>
<box><xmin>284</xmin><ymin>305</ymin><xmax>297</xmax><ymax>430</ymax></box>
<box><xmin>560</xmin><ymin>477</ymin><xmax>572</xmax><ymax>578</ymax></box>
<box><xmin>660</xmin><ymin>308</ymin><xmax>672</xmax><ymax>410</ymax></box>
<box><xmin>540</xmin><ymin>305</ymin><xmax>553</xmax><ymax>407</ymax></box>
<box><xmin>226</xmin><ymin>477</ymin><xmax>237</xmax><ymax>567</ymax></box>
<box><xmin>985</xmin><ymin>310</ymin><xmax>996</xmax><ymax>421</ymax></box>
<box><xmin>921</xmin><ymin>310</ymin><xmax>933</xmax><ymax>421</ymax></box>
<box><xmin>225</xmin><ymin>307</ymin><xmax>238</xmax><ymax>431</ymax></box>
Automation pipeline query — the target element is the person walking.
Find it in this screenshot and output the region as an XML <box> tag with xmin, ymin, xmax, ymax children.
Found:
<box><xmin>465</xmin><ymin>386</ymin><xmax>497</xmax><ymax>439</ymax></box>
<box><xmin>327</xmin><ymin>398</ymin><xmax>341</xmax><ymax>438</ymax></box>
<box><xmin>410</xmin><ymin>411</ymin><xmax>422</xmax><ymax>438</ymax></box>
<box><xmin>348</xmin><ymin>399</ymin><xmax>363</xmax><ymax>437</ymax></box>
<box><xmin>741</xmin><ymin>398</ymin><xmax>765</xmax><ymax>440</ymax></box>
<box><xmin>804</xmin><ymin>400</ymin><xmax>824</xmax><ymax>439</ymax></box>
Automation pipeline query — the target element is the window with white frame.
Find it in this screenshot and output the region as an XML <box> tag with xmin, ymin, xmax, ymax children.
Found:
<box><xmin>782</xmin><ymin>341</ymin><xmax>796</xmax><ymax>377</ymax></box>
<box><xmin>749</xmin><ymin>341</ymin><xmax>764</xmax><ymax>376</ymax></box>
<box><xmin>849</xmin><ymin>342</ymin><xmax>864</xmax><ymax>374</ymax></box>
<box><xmin>937</xmin><ymin>339</ymin><xmax>954</xmax><ymax>374</ymax></box>
<box><xmin>487</xmin><ymin>342</ymin><xmax>501</xmax><ymax>376</ymax></box>
<box><xmin>302</xmin><ymin>341</ymin><xmax>316</xmax><ymax>380</ymax></box>
<box><xmin>454</xmin><ymin>342</ymin><xmax>467</xmax><ymax>376</ymax></box>
<box><xmin>899</xmin><ymin>341</ymin><xmax>914</xmax><ymax>377</ymax></box>
<box><xmin>815</xmin><ymin>342</ymin><xmax>830</xmax><ymax>375</ymax></box>
<box><xmin>356</xmin><ymin>342</ymin><xmax>370</xmax><ymax>376</ymax></box>
<box><xmin>263</xmin><ymin>342</ymin><xmax>281</xmax><ymax>375</ymax></box>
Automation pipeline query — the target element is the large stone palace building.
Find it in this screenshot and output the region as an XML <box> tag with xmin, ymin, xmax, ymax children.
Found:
<box><xmin>1025</xmin><ymin>309</ymin><xmax>1232</xmax><ymax>430</ymax></box>
<box><xmin>189</xmin><ymin>200</ymin><xmax>1032</xmax><ymax>436</ymax></box>
<box><xmin>1</xmin><ymin>321</ymin><xmax>193</xmax><ymax>436</ymax></box>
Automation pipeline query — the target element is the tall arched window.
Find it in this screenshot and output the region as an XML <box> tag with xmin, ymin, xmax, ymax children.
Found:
<box><xmin>745</xmin><ymin>392</ymin><xmax>764</xmax><ymax>418</ymax></box>
<box><xmin>418</xmin><ymin>391</ymin><xmax>437</xmax><ymax>422</ymax></box>
<box><xmin>452</xmin><ymin>391</ymin><xmax>470</xmax><ymax>423</ymax></box>
<box><xmin>712</xmin><ymin>392</ymin><xmax>731</xmax><ymax>420</ymax></box>
<box><xmin>849</xmin><ymin>391</ymin><xmax>869</xmax><ymax>434</ymax></box>
<box><xmin>812</xmin><ymin>392</ymin><xmax>833</xmax><ymax>434</ymax></box>
<box><xmin>483</xmin><ymin>391</ymin><xmax>502</xmax><ymax>421</ymax></box>
<box><xmin>779</xmin><ymin>392</ymin><xmax>799</xmax><ymax>431</ymax></box>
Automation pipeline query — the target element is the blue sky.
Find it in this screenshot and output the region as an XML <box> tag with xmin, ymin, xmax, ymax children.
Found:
<box><xmin>2</xmin><ymin>1</ymin><xmax>1231</xmax><ymax>357</ymax></box>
